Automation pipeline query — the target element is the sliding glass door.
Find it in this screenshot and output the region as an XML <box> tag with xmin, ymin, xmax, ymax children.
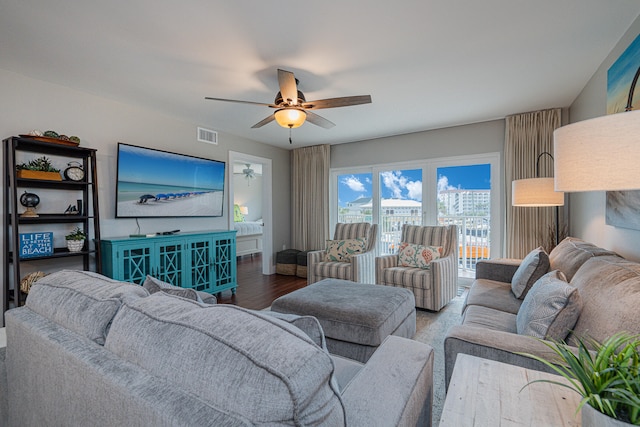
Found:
<box><xmin>436</xmin><ymin>164</ymin><xmax>492</xmax><ymax>270</ymax></box>
<box><xmin>336</xmin><ymin>172</ymin><xmax>373</xmax><ymax>224</ymax></box>
<box><xmin>331</xmin><ymin>153</ymin><xmax>501</xmax><ymax>272</ymax></box>
<box><xmin>378</xmin><ymin>168</ymin><xmax>423</xmax><ymax>254</ymax></box>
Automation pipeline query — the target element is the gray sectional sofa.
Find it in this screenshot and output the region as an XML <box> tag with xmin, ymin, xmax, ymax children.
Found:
<box><xmin>444</xmin><ymin>237</ymin><xmax>640</xmax><ymax>388</ymax></box>
<box><xmin>1</xmin><ymin>270</ymin><xmax>434</xmax><ymax>427</ymax></box>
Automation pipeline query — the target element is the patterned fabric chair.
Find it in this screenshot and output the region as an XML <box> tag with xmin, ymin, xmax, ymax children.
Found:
<box><xmin>307</xmin><ymin>223</ymin><xmax>378</xmax><ymax>285</ymax></box>
<box><xmin>376</xmin><ymin>224</ymin><xmax>459</xmax><ymax>311</ymax></box>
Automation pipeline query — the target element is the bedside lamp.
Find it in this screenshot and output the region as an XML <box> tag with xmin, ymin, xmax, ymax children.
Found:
<box><xmin>239</xmin><ymin>206</ymin><xmax>249</xmax><ymax>216</ymax></box>
<box><xmin>512</xmin><ymin>152</ymin><xmax>564</xmax><ymax>245</ymax></box>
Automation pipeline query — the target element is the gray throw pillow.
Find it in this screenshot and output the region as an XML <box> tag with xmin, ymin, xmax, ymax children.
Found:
<box><xmin>143</xmin><ymin>275</ymin><xmax>203</xmax><ymax>303</ymax></box>
<box><xmin>511</xmin><ymin>247</ymin><xmax>550</xmax><ymax>299</ymax></box>
<box><xmin>259</xmin><ymin>311</ymin><xmax>327</xmax><ymax>349</ymax></box>
<box><xmin>26</xmin><ymin>270</ymin><xmax>148</xmax><ymax>345</ymax></box>
<box><xmin>516</xmin><ymin>270</ymin><xmax>582</xmax><ymax>340</ymax></box>
<box><xmin>105</xmin><ymin>293</ymin><xmax>345</xmax><ymax>425</ymax></box>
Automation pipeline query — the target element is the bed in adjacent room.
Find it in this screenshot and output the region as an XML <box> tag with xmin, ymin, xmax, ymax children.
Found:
<box><xmin>234</xmin><ymin>220</ymin><xmax>263</xmax><ymax>256</ymax></box>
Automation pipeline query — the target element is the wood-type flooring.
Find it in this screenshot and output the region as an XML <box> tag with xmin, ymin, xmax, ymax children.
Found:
<box><xmin>217</xmin><ymin>254</ymin><xmax>307</xmax><ymax>310</ymax></box>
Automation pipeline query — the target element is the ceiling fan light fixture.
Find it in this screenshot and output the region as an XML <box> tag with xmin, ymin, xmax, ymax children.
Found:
<box><xmin>274</xmin><ymin>108</ymin><xmax>306</xmax><ymax>128</ymax></box>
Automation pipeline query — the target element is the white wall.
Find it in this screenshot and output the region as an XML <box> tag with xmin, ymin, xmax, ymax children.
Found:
<box><xmin>0</xmin><ymin>69</ymin><xmax>291</xmax><ymax>314</ymax></box>
<box><xmin>566</xmin><ymin>15</ymin><xmax>640</xmax><ymax>261</ymax></box>
<box><xmin>233</xmin><ymin>173</ymin><xmax>263</xmax><ymax>221</ymax></box>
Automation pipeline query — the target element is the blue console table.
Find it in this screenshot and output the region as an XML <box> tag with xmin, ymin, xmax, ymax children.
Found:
<box><xmin>100</xmin><ymin>230</ymin><xmax>237</xmax><ymax>295</ymax></box>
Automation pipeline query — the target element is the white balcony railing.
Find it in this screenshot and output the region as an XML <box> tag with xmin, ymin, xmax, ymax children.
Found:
<box><xmin>337</xmin><ymin>213</ymin><xmax>490</xmax><ymax>271</ymax></box>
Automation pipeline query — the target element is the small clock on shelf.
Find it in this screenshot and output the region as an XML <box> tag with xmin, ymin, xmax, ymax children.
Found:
<box><xmin>63</xmin><ymin>161</ymin><xmax>85</xmax><ymax>181</ymax></box>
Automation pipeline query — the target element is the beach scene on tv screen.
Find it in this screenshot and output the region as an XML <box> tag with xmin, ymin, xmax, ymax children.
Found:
<box><xmin>116</xmin><ymin>144</ymin><xmax>225</xmax><ymax>217</ymax></box>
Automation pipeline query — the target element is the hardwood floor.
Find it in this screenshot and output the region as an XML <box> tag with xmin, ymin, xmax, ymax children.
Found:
<box><xmin>221</xmin><ymin>253</ymin><xmax>470</xmax><ymax>309</ymax></box>
<box><xmin>217</xmin><ymin>254</ymin><xmax>308</xmax><ymax>310</ymax></box>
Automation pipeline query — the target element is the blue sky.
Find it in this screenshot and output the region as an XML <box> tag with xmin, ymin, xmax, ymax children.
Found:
<box><xmin>607</xmin><ymin>33</ymin><xmax>640</xmax><ymax>114</ymax></box>
<box><xmin>338</xmin><ymin>164</ymin><xmax>490</xmax><ymax>207</ymax></box>
<box><xmin>117</xmin><ymin>143</ymin><xmax>225</xmax><ymax>190</ymax></box>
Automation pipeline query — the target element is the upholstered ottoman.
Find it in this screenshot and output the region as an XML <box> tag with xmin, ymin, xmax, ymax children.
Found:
<box><xmin>271</xmin><ymin>278</ymin><xmax>416</xmax><ymax>362</ymax></box>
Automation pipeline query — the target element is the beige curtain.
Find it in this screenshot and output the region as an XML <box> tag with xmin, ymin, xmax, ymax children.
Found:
<box><xmin>505</xmin><ymin>108</ymin><xmax>563</xmax><ymax>258</ymax></box>
<box><xmin>291</xmin><ymin>144</ymin><xmax>330</xmax><ymax>251</ymax></box>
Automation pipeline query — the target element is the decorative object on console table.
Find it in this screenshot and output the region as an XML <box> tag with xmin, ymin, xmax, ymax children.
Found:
<box><xmin>65</xmin><ymin>227</ymin><xmax>86</xmax><ymax>252</ymax></box>
<box><xmin>19</xmin><ymin>232</ymin><xmax>53</xmax><ymax>259</ymax></box>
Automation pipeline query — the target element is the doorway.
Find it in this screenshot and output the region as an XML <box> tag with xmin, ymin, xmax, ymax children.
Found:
<box><xmin>228</xmin><ymin>151</ymin><xmax>273</xmax><ymax>275</ymax></box>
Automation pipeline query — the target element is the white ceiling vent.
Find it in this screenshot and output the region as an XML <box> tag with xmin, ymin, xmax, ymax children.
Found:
<box><xmin>197</xmin><ymin>127</ymin><xmax>218</xmax><ymax>145</ymax></box>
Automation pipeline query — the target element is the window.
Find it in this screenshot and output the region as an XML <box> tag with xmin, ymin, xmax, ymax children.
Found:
<box><xmin>330</xmin><ymin>153</ymin><xmax>501</xmax><ymax>271</ymax></box>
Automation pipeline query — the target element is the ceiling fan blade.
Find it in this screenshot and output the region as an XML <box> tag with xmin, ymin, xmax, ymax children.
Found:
<box><xmin>305</xmin><ymin>111</ymin><xmax>335</xmax><ymax>129</ymax></box>
<box><xmin>251</xmin><ymin>114</ymin><xmax>275</xmax><ymax>128</ymax></box>
<box><xmin>302</xmin><ymin>95</ymin><xmax>372</xmax><ymax>110</ymax></box>
<box><xmin>277</xmin><ymin>69</ymin><xmax>299</xmax><ymax>105</ymax></box>
<box><xmin>205</xmin><ymin>97</ymin><xmax>277</xmax><ymax>108</ymax></box>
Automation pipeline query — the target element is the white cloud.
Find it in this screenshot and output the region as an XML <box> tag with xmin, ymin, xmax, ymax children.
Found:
<box><xmin>438</xmin><ymin>175</ymin><xmax>456</xmax><ymax>192</ymax></box>
<box><xmin>380</xmin><ymin>171</ymin><xmax>406</xmax><ymax>198</ymax></box>
<box><xmin>341</xmin><ymin>175</ymin><xmax>366</xmax><ymax>192</ymax></box>
<box><xmin>381</xmin><ymin>170</ymin><xmax>423</xmax><ymax>201</ymax></box>
<box><xmin>406</xmin><ymin>180</ymin><xmax>422</xmax><ymax>201</ymax></box>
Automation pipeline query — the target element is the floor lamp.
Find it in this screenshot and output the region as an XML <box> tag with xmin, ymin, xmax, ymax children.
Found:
<box><xmin>554</xmin><ymin>109</ymin><xmax>640</xmax><ymax>192</ymax></box>
<box><xmin>512</xmin><ymin>152</ymin><xmax>565</xmax><ymax>246</ymax></box>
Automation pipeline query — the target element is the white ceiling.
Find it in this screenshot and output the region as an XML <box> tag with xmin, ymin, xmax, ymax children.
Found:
<box><xmin>2</xmin><ymin>1</ymin><xmax>639</xmax><ymax>149</ymax></box>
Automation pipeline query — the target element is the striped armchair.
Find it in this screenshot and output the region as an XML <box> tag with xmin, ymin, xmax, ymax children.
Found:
<box><xmin>307</xmin><ymin>223</ymin><xmax>378</xmax><ymax>285</ymax></box>
<box><xmin>376</xmin><ymin>224</ymin><xmax>458</xmax><ymax>311</ymax></box>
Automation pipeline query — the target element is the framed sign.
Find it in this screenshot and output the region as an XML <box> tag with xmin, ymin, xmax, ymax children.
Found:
<box><xmin>19</xmin><ymin>232</ymin><xmax>53</xmax><ymax>259</ymax></box>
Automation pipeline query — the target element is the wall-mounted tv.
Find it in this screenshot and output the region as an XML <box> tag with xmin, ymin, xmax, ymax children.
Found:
<box><xmin>115</xmin><ymin>143</ymin><xmax>226</xmax><ymax>218</ymax></box>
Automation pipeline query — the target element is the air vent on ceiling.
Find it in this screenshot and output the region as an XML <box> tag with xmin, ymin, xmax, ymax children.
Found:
<box><xmin>197</xmin><ymin>127</ymin><xmax>218</xmax><ymax>145</ymax></box>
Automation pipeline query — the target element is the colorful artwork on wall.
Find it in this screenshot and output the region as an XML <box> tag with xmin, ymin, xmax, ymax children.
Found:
<box><xmin>607</xmin><ymin>34</ymin><xmax>640</xmax><ymax>114</ymax></box>
<box><xmin>606</xmin><ymin>33</ymin><xmax>640</xmax><ymax>230</ymax></box>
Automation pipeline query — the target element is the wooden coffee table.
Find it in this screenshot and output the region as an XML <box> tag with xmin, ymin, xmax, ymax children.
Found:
<box><xmin>440</xmin><ymin>354</ymin><xmax>582</xmax><ymax>426</ymax></box>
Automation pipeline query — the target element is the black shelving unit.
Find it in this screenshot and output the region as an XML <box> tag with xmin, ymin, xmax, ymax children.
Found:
<box><xmin>3</xmin><ymin>136</ymin><xmax>101</xmax><ymax>314</ymax></box>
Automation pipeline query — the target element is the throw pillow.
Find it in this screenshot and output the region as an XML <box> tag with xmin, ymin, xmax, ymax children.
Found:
<box><xmin>105</xmin><ymin>294</ymin><xmax>345</xmax><ymax>425</ymax></box>
<box><xmin>511</xmin><ymin>246</ymin><xmax>550</xmax><ymax>299</ymax></box>
<box><xmin>397</xmin><ymin>242</ymin><xmax>443</xmax><ymax>269</ymax></box>
<box><xmin>143</xmin><ymin>275</ymin><xmax>204</xmax><ymax>303</ymax></box>
<box><xmin>324</xmin><ymin>238</ymin><xmax>366</xmax><ymax>262</ymax></box>
<box><xmin>233</xmin><ymin>204</ymin><xmax>245</xmax><ymax>222</ymax></box>
<box><xmin>516</xmin><ymin>270</ymin><xmax>582</xmax><ymax>340</ymax></box>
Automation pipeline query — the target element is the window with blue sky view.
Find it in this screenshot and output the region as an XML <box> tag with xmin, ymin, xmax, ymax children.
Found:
<box><xmin>338</xmin><ymin>164</ymin><xmax>490</xmax><ymax>206</ymax></box>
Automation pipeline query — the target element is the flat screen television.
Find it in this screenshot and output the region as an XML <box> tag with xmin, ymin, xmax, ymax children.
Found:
<box><xmin>115</xmin><ymin>143</ymin><xmax>225</xmax><ymax>218</ymax></box>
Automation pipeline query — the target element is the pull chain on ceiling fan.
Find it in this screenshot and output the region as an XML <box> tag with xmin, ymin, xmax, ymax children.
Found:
<box><xmin>205</xmin><ymin>69</ymin><xmax>372</xmax><ymax>143</ymax></box>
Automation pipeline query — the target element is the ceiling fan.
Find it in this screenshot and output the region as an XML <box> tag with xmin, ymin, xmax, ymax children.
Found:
<box><xmin>242</xmin><ymin>164</ymin><xmax>256</xmax><ymax>180</ymax></box>
<box><xmin>205</xmin><ymin>69</ymin><xmax>372</xmax><ymax>137</ymax></box>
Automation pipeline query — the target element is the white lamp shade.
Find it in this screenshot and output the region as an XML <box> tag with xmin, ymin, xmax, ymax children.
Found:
<box><xmin>554</xmin><ymin>110</ymin><xmax>640</xmax><ymax>192</ymax></box>
<box><xmin>512</xmin><ymin>178</ymin><xmax>564</xmax><ymax>206</ymax></box>
<box><xmin>239</xmin><ymin>206</ymin><xmax>249</xmax><ymax>215</ymax></box>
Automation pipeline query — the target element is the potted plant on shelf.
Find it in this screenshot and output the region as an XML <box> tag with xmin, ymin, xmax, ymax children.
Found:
<box><xmin>522</xmin><ymin>332</ymin><xmax>640</xmax><ymax>426</ymax></box>
<box><xmin>65</xmin><ymin>227</ymin><xmax>86</xmax><ymax>252</ymax></box>
<box><xmin>16</xmin><ymin>156</ymin><xmax>62</xmax><ymax>181</ymax></box>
